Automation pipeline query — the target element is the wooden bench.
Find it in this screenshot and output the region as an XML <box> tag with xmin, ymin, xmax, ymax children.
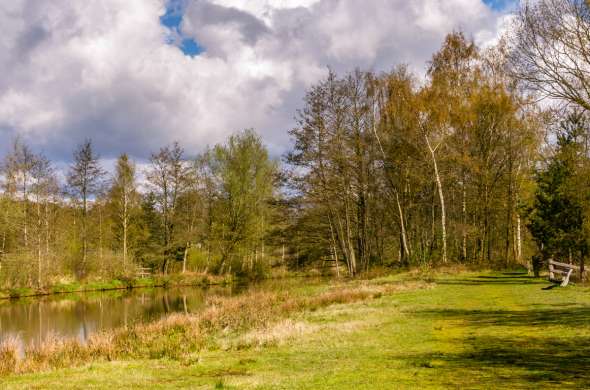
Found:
<box><xmin>136</xmin><ymin>267</ymin><xmax>152</xmax><ymax>279</ymax></box>
<box><xmin>548</xmin><ymin>259</ymin><xmax>578</xmax><ymax>286</ymax></box>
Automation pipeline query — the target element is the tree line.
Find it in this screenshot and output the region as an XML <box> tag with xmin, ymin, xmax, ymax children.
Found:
<box><xmin>286</xmin><ymin>33</ymin><xmax>541</xmax><ymax>275</ymax></box>
<box><xmin>2</xmin><ymin>0</ymin><xmax>590</xmax><ymax>287</ymax></box>
<box><xmin>0</xmin><ymin>130</ymin><xmax>277</xmax><ymax>287</ymax></box>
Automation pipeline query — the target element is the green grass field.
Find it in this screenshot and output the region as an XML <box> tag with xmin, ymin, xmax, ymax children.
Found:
<box><xmin>3</xmin><ymin>270</ymin><xmax>590</xmax><ymax>389</ymax></box>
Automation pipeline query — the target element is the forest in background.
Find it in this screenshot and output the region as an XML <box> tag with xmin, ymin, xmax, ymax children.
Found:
<box><xmin>1</xmin><ymin>0</ymin><xmax>590</xmax><ymax>288</ymax></box>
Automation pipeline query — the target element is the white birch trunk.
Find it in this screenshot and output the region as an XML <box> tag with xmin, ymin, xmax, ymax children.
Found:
<box><xmin>329</xmin><ymin>218</ymin><xmax>341</xmax><ymax>278</ymax></box>
<box><xmin>425</xmin><ymin>135</ymin><xmax>447</xmax><ymax>263</ymax></box>
<box><xmin>182</xmin><ymin>242</ymin><xmax>189</xmax><ymax>274</ymax></box>
<box><xmin>37</xmin><ymin>198</ymin><xmax>41</xmax><ymax>287</ymax></box>
<box><xmin>396</xmin><ymin>191</ymin><xmax>410</xmax><ymax>259</ymax></box>
<box><xmin>462</xmin><ymin>181</ymin><xmax>467</xmax><ymax>261</ymax></box>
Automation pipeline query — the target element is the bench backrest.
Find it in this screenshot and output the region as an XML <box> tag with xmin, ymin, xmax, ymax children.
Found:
<box><xmin>548</xmin><ymin>259</ymin><xmax>583</xmax><ymax>286</ymax></box>
<box><xmin>548</xmin><ymin>259</ymin><xmax>579</xmax><ymax>271</ymax></box>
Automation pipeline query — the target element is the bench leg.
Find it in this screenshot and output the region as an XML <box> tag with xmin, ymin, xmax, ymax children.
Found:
<box><xmin>561</xmin><ymin>269</ymin><xmax>573</xmax><ymax>287</ymax></box>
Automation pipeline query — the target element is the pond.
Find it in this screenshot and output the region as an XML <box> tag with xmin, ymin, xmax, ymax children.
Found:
<box><xmin>0</xmin><ymin>284</ymin><xmax>244</xmax><ymax>354</ymax></box>
<box><xmin>0</xmin><ymin>276</ymin><xmax>327</xmax><ymax>355</ymax></box>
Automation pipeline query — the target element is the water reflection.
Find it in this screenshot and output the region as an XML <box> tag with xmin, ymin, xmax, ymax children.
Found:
<box><xmin>0</xmin><ymin>276</ymin><xmax>327</xmax><ymax>354</ymax></box>
<box><xmin>0</xmin><ymin>285</ymin><xmax>234</xmax><ymax>351</ymax></box>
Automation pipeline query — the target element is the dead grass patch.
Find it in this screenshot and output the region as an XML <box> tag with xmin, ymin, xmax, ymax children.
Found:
<box><xmin>230</xmin><ymin>319</ymin><xmax>318</xmax><ymax>349</ymax></box>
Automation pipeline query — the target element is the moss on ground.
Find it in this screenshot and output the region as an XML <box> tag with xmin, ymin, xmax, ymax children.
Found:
<box><xmin>3</xmin><ymin>270</ymin><xmax>590</xmax><ymax>389</ymax></box>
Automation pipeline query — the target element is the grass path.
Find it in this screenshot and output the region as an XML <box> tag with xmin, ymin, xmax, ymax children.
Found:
<box><xmin>3</xmin><ymin>271</ymin><xmax>590</xmax><ymax>389</ymax></box>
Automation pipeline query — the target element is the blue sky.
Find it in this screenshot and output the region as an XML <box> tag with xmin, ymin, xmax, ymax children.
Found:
<box><xmin>160</xmin><ymin>0</ymin><xmax>203</xmax><ymax>56</ymax></box>
<box><xmin>483</xmin><ymin>0</ymin><xmax>517</xmax><ymax>11</ymax></box>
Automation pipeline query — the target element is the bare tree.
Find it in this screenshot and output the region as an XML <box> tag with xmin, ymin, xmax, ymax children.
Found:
<box><xmin>509</xmin><ymin>0</ymin><xmax>590</xmax><ymax>110</ymax></box>
<box><xmin>146</xmin><ymin>142</ymin><xmax>190</xmax><ymax>274</ymax></box>
<box><xmin>4</xmin><ymin>138</ymin><xmax>38</xmax><ymax>249</ymax></box>
<box><xmin>31</xmin><ymin>154</ymin><xmax>53</xmax><ymax>287</ymax></box>
<box><xmin>67</xmin><ymin>140</ymin><xmax>105</xmax><ymax>277</ymax></box>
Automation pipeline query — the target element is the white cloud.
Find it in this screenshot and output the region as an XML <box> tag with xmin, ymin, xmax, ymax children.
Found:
<box><xmin>0</xmin><ymin>0</ymin><xmax>512</xmax><ymax>163</ymax></box>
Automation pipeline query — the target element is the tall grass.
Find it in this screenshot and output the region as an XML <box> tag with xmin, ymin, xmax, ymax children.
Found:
<box><xmin>0</xmin><ymin>336</ymin><xmax>19</xmax><ymax>375</ymax></box>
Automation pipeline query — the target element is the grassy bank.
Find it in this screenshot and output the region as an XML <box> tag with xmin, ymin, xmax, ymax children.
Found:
<box><xmin>0</xmin><ymin>272</ymin><xmax>232</xmax><ymax>300</ymax></box>
<box><xmin>2</xmin><ymin>269</ymin><xmax>590</xmax><ymax>388</ymax></box>
<box><xmin>0</xmin><ymin>275</ymin><xmax>428</xmax><ymax>376</ymax></box>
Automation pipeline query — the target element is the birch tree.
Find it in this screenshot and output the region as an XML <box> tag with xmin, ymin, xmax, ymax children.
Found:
<box><xmin>31</xmin><ymin>155</ymin><xmax>53</xmax><ymax>286</ymax></box>
<box><xmin>108</xmin><ymin>154</ymin><xmax>139</xmax><ymax>271</ymax></box>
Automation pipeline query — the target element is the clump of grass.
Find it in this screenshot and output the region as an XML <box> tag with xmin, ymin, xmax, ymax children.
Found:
<box><xmin>23</xmin><ymin>333</ymin><xmax>86</xmax><ymax>372</ymax></box>
<box><xmin>0</xmin><ymin>337</ymin><xmax>19</xmax><ymax>375</ymax></box>
<box><xmin>200</xmin><ymin>291</ymin><xmax>279</xmax><ymax>333</ymax></box>
<box><xmin>231</xmin><ymin>319</ymin><xmax>317</xmax><ymax>349</ymax></box>
<box><xmin>1</xmin><ymin>278</ymin><xmax>428</xmax><ymax>376</ymax></box>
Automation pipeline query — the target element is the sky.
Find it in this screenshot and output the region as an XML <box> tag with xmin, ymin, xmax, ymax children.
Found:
<box><xmin>0</xmin><ymin>0</ymin><xmax>517</xmax><ymax>164</ymax></box>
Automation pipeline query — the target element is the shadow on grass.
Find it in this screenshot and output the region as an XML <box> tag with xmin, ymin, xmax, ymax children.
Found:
<box><xmin>406</xmin><ymin>335</ymin><xmax>590</xmax><ymax>387</ymax></box>
<box><xmin>437</xmin><ymin>278</ymin><xmax>549</xmax><ymax>286</ymax></box>
<box><xmin>436</xmin><ymin>272</ymin><xmax>551</xmax><ymax>286</ymax></box>
<box><xmin>406</xmin><ymin>273</ymin><xmax>590</xmax><ymax>387</ymax></box>
<box><xmin>416</xmin><ymin>305</ymin><xmax>590</xmax><ymax>327</ymax></box>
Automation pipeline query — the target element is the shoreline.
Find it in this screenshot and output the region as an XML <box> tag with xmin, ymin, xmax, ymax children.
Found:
<box><xmin>0</xmin><ymin>273</ymin><xmax>233</xmax><ymax>301</ymax></box>
<box><xmin>0</xmin><ymin>269</ymin><xmax>333</xmax><ymax>301</ymax></box>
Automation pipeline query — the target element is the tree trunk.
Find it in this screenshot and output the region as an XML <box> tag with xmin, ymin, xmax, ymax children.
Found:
<box><xmin>182</xmin><ymin>242</ymin><xmax>189</xmax><ymax>274</ymax></box>
<box><xmin>425</xmin><ymin>135</ymin><xmax>447</xmax><ymax>263</ymax></box>
<box><xmin>516</xmin><ymin>213</ymin><xmax>522</xmax><ymax>262</ymax></box>
<box><xmin>505</xmin><ymin>137</ymin><xmax>514</xmax><ymax>268</ymax></box>
<box><xmin>396</xmin><ymin>191</ymin><xmax>410</xmax><ymax>263</ymax></box>
<box><xmin>371</xmin><ymin>108</ymin><xmax>410</xmax><ymax>263</ymax></box>
<box><xmin>329</xmin><ymin>216</ymin><xmax>341</xmax><ymax>277</ymax></box>
<box><xmin>331</xmin><ymin>208</ymin><xmax>353</xmax><ymax>276</ymax></box>
<box><xmin>344</xmin><ymin>194</ymin><xmax>357</xmax><ymax>276</ymax></box>
<box><xmin>1</xmin><ymin>229</ymin><xmax>5</xmax><ymax>274</ymax></box>
<box><xmin>123</xmin><ymin>189</ymin><xmax>128</xmax><ymax>270</ymax></box>
<box><xmin>484</xmin><ymin>185</ymin><xmax>491</xmax><ymax>262</ymax></box>
<box><xmin>23</xmin><ymin>173</ymin><xmax>28</xmax><ymax>248</ymax></box>
<box><xmin>44</xmin><ymin>201</ymin><xmax>50</xmax><ymax>256</ymax></box>
<box><xmin>37</xmin><ymin>199</ymin><xmax>42</xmax><ymax>287</ymax></box>
<box><xmin>82</xmin><ymin>190</ymin><xmax>87</xmax><ymax>277</ymax></box>
<box><xmin>462</xmin><ymin>177</ymin><xmax>467</xmax><ymax>261</ymax></box>
<box><xmin>260</xmin><ymin>216</ymin><xmax>265</xmax><ymax>263</ymax></box>
<box><xmin>99</xmin><ymin>204</ymin><xmax>103</xmax><ymax>264</ymax></box>
<box><xmin>514</xmin><ymin>164</ymin><xmax>523</xmax><ymax>264</ymax></box>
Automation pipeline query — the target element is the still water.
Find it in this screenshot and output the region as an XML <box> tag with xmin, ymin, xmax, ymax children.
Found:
<box><xmin>0</xmin><ymin>284</ymin><xmax>243</xmax><ymax>352</ymax></box>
